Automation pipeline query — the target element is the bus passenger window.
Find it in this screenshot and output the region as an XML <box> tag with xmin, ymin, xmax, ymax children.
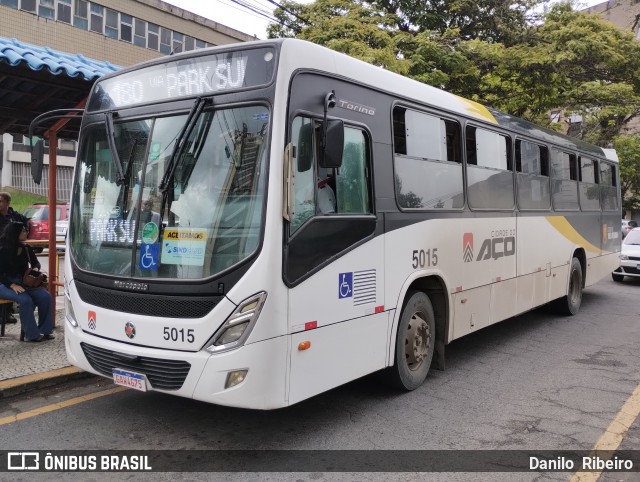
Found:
<box><xmin>393</xmin><ymin>107</ymin><xmax>463</xmax><ymax>210</ymax></box>
<box><xmin>578</xmin><ymin>157</ymin><xmax>600</xmax><ymax>211</ymax></box>
<box><xmin>465</xmin><ymin>126</ymin><xmax>514</xmax><ymax>210</ymax></box>
<box><xmin>516</xmin><ymin>140</ymin><xmax>550</xmax><ymax>210</ymax></box>
<box><xmin>551</xmin><ymin>149</ymin><xmax>579</xmax><ymax>210</ymax></box>
<box><xmin>600</xmin><ymin>162</ymin><xmax>618</xmax><ymax>211</ymax></box>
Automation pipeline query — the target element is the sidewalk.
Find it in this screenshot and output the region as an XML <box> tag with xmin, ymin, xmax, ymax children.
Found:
<box><xmin>0</xmin><ymin>298</ymin><xmax>93</xmax><ymax>398</ymax></box>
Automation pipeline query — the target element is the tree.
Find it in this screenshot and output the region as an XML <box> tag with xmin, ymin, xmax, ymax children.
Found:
<box><xmin>613</xmin><ymin>134</ymin><xmax>640</xmax><ymax>215</ymax></box>
<box><xmin>268</xmin><ymin>1</ymin><xmax>640</xmax><ymax>145</ymax></box>
<box><xmin>453</xmin><ymin>4</ymin><xmax>640</xmax><ymax>145</ymax></box>
<box><xmin>269</xmin><ymin>0</ymin><xmax>543</xmax><ymax>45</ymax></box>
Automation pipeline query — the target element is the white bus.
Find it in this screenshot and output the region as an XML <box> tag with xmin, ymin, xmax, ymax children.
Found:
<box><xmin>62</xmin><ymin>39</ymin><xmax>621</xmax><ymax>409</ymax></box>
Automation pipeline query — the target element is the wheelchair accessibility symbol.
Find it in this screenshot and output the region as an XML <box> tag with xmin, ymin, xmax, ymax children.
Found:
<box><xmin>338</xmin><ymin>272</ymin><xmax>353</xmax><ymax>299</ymax></box>
<box><xmin>139</xmin><ymin>243</ymin><xmax>159</xmax><ymax>271</ymax></box>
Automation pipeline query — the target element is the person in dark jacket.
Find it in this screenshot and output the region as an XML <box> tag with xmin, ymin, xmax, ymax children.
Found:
<box><xmin>0</xmin><ymin>192</ymin><xmax>29</xmax><ymax>324</ymax></box>
<box><xmin>0</xmin><ymin>192</ymin><xmax>28</xmax><ymax>232</ymax></box>
<box><xmin>0</xmin><ymin>222</ymin><xmax>53</xmax><ymax>342</ymax></box>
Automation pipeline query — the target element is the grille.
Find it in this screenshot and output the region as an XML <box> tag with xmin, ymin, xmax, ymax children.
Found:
<box><xmin>628</xmin><ymin>256</ymin><xmax>640</xmax><ymax>261</ymax></box>
<box><xmin>76</xmin><ymin>281</ymin><xmax>219</xmax><ymax>318</ymax></box>
<box><xmin>81</xmin><ymin>343</ymin><xmax>191</xmax><ymax>390</ymax></box>
<box><xmin>621</xmin><ymin>266</ymin><xmax>640</xmax><ymax>275</ymax></box>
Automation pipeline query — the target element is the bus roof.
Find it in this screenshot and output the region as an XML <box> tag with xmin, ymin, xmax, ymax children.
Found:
<box><xmin>90</xmin><ymin>38</ymin><xmax>614</xmax><ymax>162</ymax></box>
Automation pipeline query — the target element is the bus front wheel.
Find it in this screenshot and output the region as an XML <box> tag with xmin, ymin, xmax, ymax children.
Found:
<box><xmin>554</xmin><ymin>257</ymin><xmax>583</xmax><ymax>316</ymax></box>
<box><xmin>386</xmin><ymin>291</ymin><xmax>435</xmax><ymax>391</ymax></box>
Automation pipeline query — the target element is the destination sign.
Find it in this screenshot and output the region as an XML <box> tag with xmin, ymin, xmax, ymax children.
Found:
<box><xmin>87</xmin><ymin>47</ymin><xmax>276</xmax><ymax>112</ymax></box>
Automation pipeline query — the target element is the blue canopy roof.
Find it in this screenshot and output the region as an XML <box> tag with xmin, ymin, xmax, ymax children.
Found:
<box><xmin>0</xmin><ymin>36</ymin><xmax>120</xmax><ymax>80</ymax></box>
<box><xmin>0</xmin><ymin>36</ymin><xmax>122</xmax><ymax>136</ymax></box>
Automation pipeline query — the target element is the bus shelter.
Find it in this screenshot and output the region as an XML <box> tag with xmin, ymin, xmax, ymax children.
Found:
<box><xmin>0</xmin><ymin>36</ymin><xmax>119</xmax><ymax>316</ymax></box>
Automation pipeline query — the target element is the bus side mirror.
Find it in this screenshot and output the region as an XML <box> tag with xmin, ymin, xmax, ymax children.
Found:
<box><xmin>296</xmin><ymin>122</ymin><xmax>314</xmax><ymax>172</ymax></box>
<box><xmin>319</xmin><ymin>119</ymin><xmax>344</xmax><ymax>169</ymax></box>
<box><xmin>31</xmin><ymin>140</ymin><xmax>44</xmax><ymax>185</ymax></box>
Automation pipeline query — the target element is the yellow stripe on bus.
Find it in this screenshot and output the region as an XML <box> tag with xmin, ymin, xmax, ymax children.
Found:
<box><xmin>545</xmin><ymin>216</ymin><xmax>602</xmax><ymax>254</ymax></box>
<box><xmin>453</xmin><ymin>95</ymin><xmax>498</xmax><ymax>124</ymax></box>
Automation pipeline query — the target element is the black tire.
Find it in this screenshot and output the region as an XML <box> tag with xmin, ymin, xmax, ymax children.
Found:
<box><xmin>612</xmin><ymin>272</ymin><xmax>625</xmax><ymax>283</ymax></box>
<box><xmin>554</xmin><ymin>257</ymin><xmax>583</xmax><ymax>316</ymax></box>
<box><xmin>385</xmin><ymin>291</ymin><xmax>435</xmax><ymax>391</ymax></box>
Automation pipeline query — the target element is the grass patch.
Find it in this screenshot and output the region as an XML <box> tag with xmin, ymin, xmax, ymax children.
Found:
<box><xmin>0</xmin><ymin>187</ymin><xmax>48</xmax><ymax>214</ymax></box>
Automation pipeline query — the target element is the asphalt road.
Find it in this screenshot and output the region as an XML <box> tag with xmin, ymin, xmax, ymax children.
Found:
<box><xmin>1</xmin><ymin>276</ymin><xmax>640</xmax><ymax>482</ymax></box>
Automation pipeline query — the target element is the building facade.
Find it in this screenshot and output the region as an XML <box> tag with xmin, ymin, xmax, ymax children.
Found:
<box><xmin>0</xmin><ymin>0</ymin><xmax>256</xmax><ymax>200</ymax></box>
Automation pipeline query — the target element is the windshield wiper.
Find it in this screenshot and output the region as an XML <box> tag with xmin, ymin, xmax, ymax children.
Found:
<box><xmin>105</xmin><ymin>112</ymin><xmax>126</xmax><ymax>186</ymax></box>
<box><xmin>158</xmin><ymin>96</ymin><xmax>211</xmax><ymax>194</ymax></box>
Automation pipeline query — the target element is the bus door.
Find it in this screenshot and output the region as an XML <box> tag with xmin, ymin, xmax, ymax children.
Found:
<box><xmin>283</xmin><ymin>79</ymin><xmax>387</xmax><ymax>403</ymax></box>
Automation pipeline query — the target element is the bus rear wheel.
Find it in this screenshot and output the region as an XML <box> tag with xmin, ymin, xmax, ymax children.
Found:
<box><xmin>386</xmin><ymin>291</ymin><xmax>435</xmax><ymax>391</ymax></box>
<box><xmin>554</xmin><ymin>257</ymin><xmax>583</xmax><ymax>316</ymax></box>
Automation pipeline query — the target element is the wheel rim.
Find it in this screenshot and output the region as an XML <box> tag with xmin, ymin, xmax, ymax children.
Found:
<box><xmin>405</xmin><ymin>311</ymin><xmax>430</xmax><ymax>371</ymax></box>
<box><xmin>569</xmin><ymin>267</ymin><xmax>581</xmax><ymax>305</ymax></box>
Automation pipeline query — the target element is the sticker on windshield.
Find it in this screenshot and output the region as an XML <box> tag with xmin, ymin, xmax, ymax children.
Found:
<box><xmin>141</xmin><ymin>222</ymin><xmax>159</xmax><ymax>244</ymax></box>
<box><xmin>161</xmin><ymin>228</ymin><xmax>207</xmax><ymax>266</ymax></box>
<box><xmin>139</xmin><ymin>243</ymin><xmax>159</xmax><ymax>271</ymax></box>
<box><xmin>150</xmin><ymin>141</ymin><xmax>161</xmax><ymax>161</ymax></box>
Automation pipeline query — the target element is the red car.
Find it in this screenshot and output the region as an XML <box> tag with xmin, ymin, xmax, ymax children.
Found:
<box><xmin>24</xmin><ymin>203</ymin><xmax>70</xmax><ymax>251</ymax></box>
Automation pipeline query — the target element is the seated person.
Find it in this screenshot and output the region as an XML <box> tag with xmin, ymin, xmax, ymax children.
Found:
<box><xmin>0</xmin><ymin>222</ymin><xmax>53</xmax><ymax>342</ymax></box>
<box><xmin>317</xmin><ymin>169</ymin><xmax>336</xmax><ymax>214</ymax></box>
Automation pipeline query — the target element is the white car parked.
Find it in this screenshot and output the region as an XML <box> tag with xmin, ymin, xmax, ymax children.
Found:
<box><xmin>612</xmin><ymin>227</ymin><xmax>640</xmax><ymax>282</ymax></box>
<box><xmin>56</xmin><ymin>219</ymin><xmax>68</xmax><ymax>252</ymax></box>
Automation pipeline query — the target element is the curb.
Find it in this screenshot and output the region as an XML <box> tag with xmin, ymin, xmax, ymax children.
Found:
<box><xmin>0</xmin><ymin>367</ymin><xmax>96</xmax><ymax>399</ymax></box>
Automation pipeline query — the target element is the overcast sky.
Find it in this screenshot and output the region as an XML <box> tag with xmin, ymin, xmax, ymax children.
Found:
<box><xmin>162</xmin><ymin>0</ymin><xmax>607</xmax><ymax>41</ymax></box>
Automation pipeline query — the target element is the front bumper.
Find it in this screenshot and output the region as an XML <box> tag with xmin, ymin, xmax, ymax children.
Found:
<box><xmin>613</xmin><ymin>262</ymin><xmax>640</xmax><ymax>278</ymax></box>
<box><xmin>65</xmin><ymin>317</ymin><xmax>289</xmax><ymax>410</ymax></box>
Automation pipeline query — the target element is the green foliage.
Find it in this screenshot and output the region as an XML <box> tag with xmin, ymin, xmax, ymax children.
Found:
<box><xmin>268</xmin><ymin>0</ymin><xmax>640</xmax><ymax>146</ymax></box>
<box><xmin>613</xmin><ymin>134</ymin><xmax>640</xmax><ymax>214</ymax></box>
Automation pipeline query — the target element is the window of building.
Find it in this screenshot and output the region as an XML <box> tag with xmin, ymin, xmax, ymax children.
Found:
<box><xmin>73</xmin><ymin>0</ymin><xmax>87</xmax><ymax>29</ymax></box>
<box><xmin>465</xmin><ymin>126</ymin><xmax>514</xmax><ymax>209</ymax></box>
<box><xmin>120</xmin><ymin>12</ymin><xmax>132</xmax><ymax>42</ymax></box>
<box><xmin>59</xmin><ymin>139</ymin><xmax>76</xmax><ymax>151</ymax></box>
<box><xmin>551</xmin><ymin>149</ymin><xmax>579</xmax><ymax>210</ymax></box>
<box><xmin>56</xmin><ymin>0</ymin><xmax>71</xmax><ymax>23</ymax></box>
<box><xmin>195</xmin><ymin>39</ymin><xmax>206</xmax><ymax>50</ymax></box>
<box><xmin>105</xmin><ymin>8</ymin><xmax>118</xmax><ymax>38</ymax></box>
<box><xmin>0</xmin><ymin>0</ymin><xmax>18</xmax><ymax>9</ymax></box>
<box><xmin>393</xmin><ymin>106</ymin><xmax>463</xmax><ymax>210</ymax></box>
<box><xmin>160</xmin><ymin>27</ymin><xmax>171</xmax><ymax>54</ymax></box>
<box><xmin>20</xmin><ymin>0</ymin><xmax>35</xmax><ymax>12</ymax></box>
<box><xmin>515</xmin><ymin>139</ymin><xmax>550</xmax><ymax>210</ymax></box>
<box><xmin>89</xmin><ymin>2</ymin><xmax>103</xmax><ymax>33</ymax></box>
<box><xmin>133</xmin><ymin>18</ymin><xmax>146</xmax><ymax>47</ymax></box>
<box><xmin>172</xmin><ymin>32</ymin><xmax>184</xmax><ymax>53</ymax></box>
<box><xmin>147</xmin><ymin>22</ymin><xmax>159</xmax><ymax>50</ymax></box>
<box><xmin>184</xmin><ymin>36</ymin><xmax>195</xmax><ymax>51</ymax></box>
<box><xmin>38</xmin><ymin>0</ymin><xmax>54</xmax><ymax>18</ymax></box>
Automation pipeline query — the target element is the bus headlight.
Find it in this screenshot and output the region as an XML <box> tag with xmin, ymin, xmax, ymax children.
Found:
<box><xmin>65</xmin><ymin>289</ymin><xmax>78</xmax><ymax>328</ymax></box>
<box><xmin>206</xmin><ymin>292</ymin><xmax>267</xmax><ymax>353</ymax></box>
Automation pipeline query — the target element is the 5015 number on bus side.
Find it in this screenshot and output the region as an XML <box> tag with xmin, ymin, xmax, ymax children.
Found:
<box><xmin>412</xmin><ymin>248</ymin><xmax>438</xmax><ymax>269</ymax></box>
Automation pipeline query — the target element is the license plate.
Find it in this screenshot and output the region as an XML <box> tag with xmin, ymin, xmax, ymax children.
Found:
<box><xmin>112</xmin><ymin>368</ymin><xmax>147</xmax><ymax>392</ymax></box>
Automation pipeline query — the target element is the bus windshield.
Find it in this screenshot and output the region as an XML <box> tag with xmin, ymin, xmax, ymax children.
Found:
<box><xmin>70</xmin><ymin>104</ymin><xmax>270</xmax><ymax>280</ymax></box>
